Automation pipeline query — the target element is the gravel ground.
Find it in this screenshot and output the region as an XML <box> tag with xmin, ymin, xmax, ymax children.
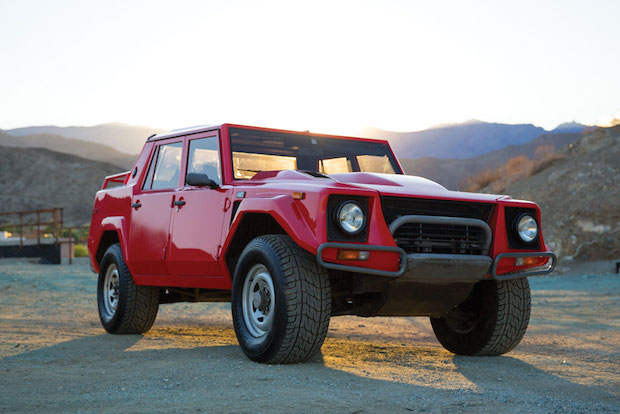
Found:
<box><xmin>0</xmin><ymin>258</ymin><xmax>618</xmax><ymax>413</ymax></box>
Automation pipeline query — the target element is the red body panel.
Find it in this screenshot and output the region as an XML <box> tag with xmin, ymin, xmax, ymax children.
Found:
<box><xmin>88</xmin><ymin>123</ymin><xmax>552</xmax><ymax>289</ymax></box>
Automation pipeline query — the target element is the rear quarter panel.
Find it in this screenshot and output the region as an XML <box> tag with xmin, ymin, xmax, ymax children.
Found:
<box><xmin>88</xmin><ymin>142</ymin><xmax>153</xmax><ymax>272</ymax></box>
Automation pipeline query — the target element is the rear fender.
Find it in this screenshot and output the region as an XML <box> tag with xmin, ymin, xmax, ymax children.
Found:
<box><xmin>89</xmin><ymin>216</ymin><xmax>129</xmax><ymax>273</ymax></box>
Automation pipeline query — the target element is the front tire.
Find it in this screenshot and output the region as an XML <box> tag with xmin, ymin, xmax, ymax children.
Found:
<box><xmin>97</xmin><ymin>243</ymin><xmax>159</xmax><ymax>334</ymax></box>
<box><xmin>430</xmin><ymin>278</ymin><xmax>531</xmax><ymax>356</ymax></box>
<box><xmin>232</xmin><ymin>235</ymin><xmax>331</xmax><ymax>363</ymax></box>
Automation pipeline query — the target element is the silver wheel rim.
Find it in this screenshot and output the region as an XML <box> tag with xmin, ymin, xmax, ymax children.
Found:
<box><xmin>102</xmin><ymin>263</ymin><xmax>120</xmax><ymax>320</ymax></box>
<box><xmin>241</xmin><ymin>264</ymin><xmax>275</xmax><ymax>338</ymax></box>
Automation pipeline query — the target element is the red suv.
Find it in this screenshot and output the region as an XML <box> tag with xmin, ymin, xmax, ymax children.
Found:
<box><xmin>88</xmin><ymin>124</ymin><xmax>556</xmax><ymax>363</ymax></box>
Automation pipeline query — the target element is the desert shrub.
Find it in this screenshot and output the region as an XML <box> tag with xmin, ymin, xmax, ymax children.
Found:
<box><xmin>74</xmin><ymin>244</ymin><xmax>89</xmax><ymax>257</ymax></box>
<box><xmin>505</xmin><ymin>155</ymin><xmax>531</xmax><ymax>177</ymax></box>
<box><xmin>461</xmin><ymin>168</ymin><xmax>502</xmax><ymax>192</ymax></box>
<box><xmin>461</xmin><ymin>147</ymin><xmax>568</xmax><ymax>192</ymax></box>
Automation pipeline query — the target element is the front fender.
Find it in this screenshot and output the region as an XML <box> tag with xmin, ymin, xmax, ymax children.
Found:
<box><xmin>222</xmin><ymin>194</ymin><xmax>320</xmax><ymax>257</ymax></box>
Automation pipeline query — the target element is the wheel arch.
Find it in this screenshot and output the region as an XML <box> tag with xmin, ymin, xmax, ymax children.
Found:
<box><xmin>221</xmin><ymin>194</ymin><xmax>322</xmax><ymax>279</ymax></box>
<box><xmin>91</xmin><ymin>216</ymin><xmax>130</xmax><ymax>273</ymax></box>
<box><xmin>223</xmin><ymin>212</ymin><xmax>288</xmax><ymax>278</ymax></box>
<box><xmin>95</xmin><ymin>230</ymin><xmax>121</xmax><ymax>268</ymax></box>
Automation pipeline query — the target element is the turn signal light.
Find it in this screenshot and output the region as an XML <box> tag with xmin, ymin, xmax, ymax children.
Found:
<box><xmin>337</xmin><ymin>249</ymin><xmax>370</xmax><ymax>261</ymax></box>
<box><xmin>515</xmin><ymin>256</ymin><xmax>548</xmax><ymax>267</ymax></box>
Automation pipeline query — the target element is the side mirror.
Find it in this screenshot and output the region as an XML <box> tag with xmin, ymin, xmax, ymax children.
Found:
<box><xmin>186</xmin><ymin>173</ymin><xmax>218</xmax><ymax>189</ymax></box>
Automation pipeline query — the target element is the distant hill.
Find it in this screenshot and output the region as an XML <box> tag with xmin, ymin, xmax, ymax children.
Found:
<box><xmin>6</xmin><ymin>122</ymin><xmax>167</xmax><ymax>155</ymax></box>
<box><xmin>399</xmin><ymin>130</ymin><xmax>584</xmax><ymax>190</ymax></box>
<box><xmin>0</xmin><ymin>146</ymin><xmax>120</xmax><ymax>226</ymax></box>
<box><xmin>365</xmin><ymin>120</ymin><xmax>548</xmax><ymax>159</ymax></box>
<box><xmin>481</xmin><ymin>125</ymin><xmax>620</xmax><ymax>261</ymax></box>
<box><xmin>0</xmin><ymin>130</ymin><xmax>136</xmax><ymax>170</ymax></box>
<box><xmin>550</xmin><ymin>121</ymin><xmax>588</xmax><ymax>134</ymax></box>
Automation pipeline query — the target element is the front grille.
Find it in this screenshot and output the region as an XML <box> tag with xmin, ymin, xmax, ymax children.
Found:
<box><xmin>393</xmin><ymin>222</ymin><xmax>489</xmax><ymax>255</ymax></box>
<box><xmin>381</xmin><ymin>196</ymin><xmax>494</xmax><ymax>226</ymax></box>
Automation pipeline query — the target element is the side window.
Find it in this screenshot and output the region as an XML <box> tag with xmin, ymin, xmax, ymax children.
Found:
<box><xmin>142</xmin><ymin>146</ymin><xmax>160</xmax><ymax>190</ymax></box>
<box><xmin>144</xmin><ymin>141</ymin><xmax>183</xmax><ymax>190</ymax></box>
<box><xmin>187</xmin><ymin>136</ymin><xmax>221</xmax><ymax>186</ymax></box>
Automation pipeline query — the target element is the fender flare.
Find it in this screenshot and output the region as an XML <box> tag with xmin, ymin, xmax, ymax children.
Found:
<box><xmin>90</xmin><ymin>216</ymin><xmax>130</xmax><ymax>273</ymax></box>
<box><xmin>221</xmin><ymin>194</ymin><xmax>320</xmax><ymax>263</ymax></box>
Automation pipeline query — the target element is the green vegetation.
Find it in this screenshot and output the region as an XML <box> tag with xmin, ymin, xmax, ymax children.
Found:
<box><xmin>74</xmin><ymin>244</ymin><xmax>89</xmax><ymax>257</ymax></box>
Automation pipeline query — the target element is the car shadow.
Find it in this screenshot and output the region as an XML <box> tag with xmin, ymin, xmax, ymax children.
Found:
<box><xmin>1</xmin><ymin>332</ymin><xmax>618</xmax><ymax>413</ymax></box>
<box><xmin>0</xmin><ymin>333</ymin><xmax>435</xmax><ymax>413</ymax></box>
<box><xmin>451</xmin><ymin>354</ymin><xmax>619</xmax><ymax>409</ymax></box>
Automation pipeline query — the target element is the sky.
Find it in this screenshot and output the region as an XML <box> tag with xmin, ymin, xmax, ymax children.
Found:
<box><xmin>1</xmin><ymin>0</ymin><xmax>619</xmax><ymax>135</ymax></box>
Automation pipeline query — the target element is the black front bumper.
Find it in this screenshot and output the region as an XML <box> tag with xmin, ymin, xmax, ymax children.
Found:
<box><xmin>316</xmin><ymin>242</ymin><xmax>556</xmax><ymax>282</ymax></box>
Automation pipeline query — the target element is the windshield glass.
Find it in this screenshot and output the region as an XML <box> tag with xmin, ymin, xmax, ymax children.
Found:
<box><xmin>229</xmin><ymin>127</ymin><xmax>401</xmax><ymax>179</ymax></box>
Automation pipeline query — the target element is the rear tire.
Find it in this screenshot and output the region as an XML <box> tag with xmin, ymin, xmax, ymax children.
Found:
<box><xmin>97</xmin><ymin>243</ymin><xmax>159</xmax><ymax>334</ymax></box>
<box><xmin>430</xmin><ymin>278</ymin><xmax>531</xmax><ymax>356</ymax></box>
<box><xmin>232</xmin><ymin>235</ymin><xmax>331</xmax><ymax>363</ymax></box>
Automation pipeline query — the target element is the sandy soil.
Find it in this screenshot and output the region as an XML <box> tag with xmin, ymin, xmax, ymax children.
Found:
<box><xmin>0</xmin><ymin>258</ymin><xmax>618</xmax><ymax>413</ymax></box>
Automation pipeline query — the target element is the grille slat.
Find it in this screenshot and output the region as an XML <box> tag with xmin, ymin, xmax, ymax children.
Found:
<box><xmin>393</xmin><ymin>222</ymin><xmax>488</xmax><ymax>255</ymax></box>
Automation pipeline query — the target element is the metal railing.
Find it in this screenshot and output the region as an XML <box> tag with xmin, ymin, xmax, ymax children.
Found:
<box><xmin>0</xmin><ymin>208</ymin><xmax>64</xmax><ymax>247</ymax></box>
<box><xmin>0</xmin><ymin>207</ymin><xmax>90</xmax><ymax>264</ymax></box>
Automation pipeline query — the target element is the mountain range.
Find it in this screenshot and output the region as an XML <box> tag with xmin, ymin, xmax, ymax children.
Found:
<box><xmin>0</xmin><ymin>130</ymin><xmax>137</xmax><ymax>169</ymax></box>
<box><xmin>0</xmin><ymin>119</ymin><xmax>593</xmax><ymax>225</ymax></box>
<box><xmin>6</xmin><ymin>122</ymin><xmax>166</xmax><ymax>155</ymax></box>
<box><xmin>363</xmin><ymin>120</ymin><xmax>586</xmax><ymax>159</ymax></box>
<box><xmin>2</xmin><ymin>120</ymin><xmax>588</xmax><ymax>171</ymax></box>
<box><xmin>481</xmin><ymin>125</ymin><xmax>620</xmax><ymax>261</ymax></box>
<box><xmin>399</xmin><ymin>130</ymin><xmax>585</xmax><ymax>190</ymax></box>
<box><xmin>0</xmin><ymin>122</ymin><xmax>613</xmax><ymax>261</ymax></box>
<box><xmin>0</xmin><ymin>146</ymin><xmax>120</xmax><ymax>226</ymax></box>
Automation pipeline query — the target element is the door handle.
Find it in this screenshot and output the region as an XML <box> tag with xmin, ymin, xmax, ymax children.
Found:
<box><xmin>132</xmin><ymin>202</ymin><xmax>142</xmax><ymax>209</ymax></box>
<box><xmin>173</xmin><ymin>200</ymin><xmax>186</xmax><ymax>206</ymax></box>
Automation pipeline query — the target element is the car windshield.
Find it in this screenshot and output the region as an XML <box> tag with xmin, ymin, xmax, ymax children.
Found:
<box><xmin>229</xmin><ymin>127</ymin><xmax>402</xmax><ymax>179</ymax></box>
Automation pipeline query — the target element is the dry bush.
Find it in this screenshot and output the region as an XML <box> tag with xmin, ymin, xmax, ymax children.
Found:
<box><xmin>460</xmin><ymin>147</ymin><xmax>567</xmax><ymax>193</ymax></box>
<box><xmin>505</xmin><ymin>155</ymin><xmax>531</xmax><ymax>177</ymax></box>
<box><xmin>461</xmin><ymin>168</ymin><xmax>502</xmax><ymax>192</ymax></box>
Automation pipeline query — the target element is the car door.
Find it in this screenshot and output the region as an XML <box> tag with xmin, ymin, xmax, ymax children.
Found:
<box><xmin>167</xmin><ymin>131</ymin><xmax>229</xmax><ymax>278</ymax></box>
<box><xmin>129</xmin><ymin>138</ymin><xmax>185</xmax><ymax>276</ymax></box>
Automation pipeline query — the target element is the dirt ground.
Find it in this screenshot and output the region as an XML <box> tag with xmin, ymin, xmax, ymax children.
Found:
<box><xmin>0</xmin><ymin>258</ymin><xmax>618</xmax><ymax>413</ymax></box>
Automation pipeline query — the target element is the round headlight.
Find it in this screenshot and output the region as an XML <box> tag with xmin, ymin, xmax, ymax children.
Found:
<box><xmin>337</xmin><ymin>202</ymin><xmax>365</xmax><ymax>234</ymax></box>
<box><xmin>516</xmin><ymin>214</ymin><xmax>538</xmax><ymax>243</ymax></box>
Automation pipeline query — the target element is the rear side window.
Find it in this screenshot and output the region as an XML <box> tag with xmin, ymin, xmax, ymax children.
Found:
<box><xmin>187</xmin><ymin>136</ymin><xmax>221</xmax><ymax>185</ymax></box>
<box><xmin>143</xmin><ymin>141</ymin><xmax>183</xmax><ymax>190</ymax></box>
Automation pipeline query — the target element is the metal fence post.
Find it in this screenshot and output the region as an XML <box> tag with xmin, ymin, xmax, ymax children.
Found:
<box><xmin>36</xmin><ymin>210</ymin><xmax>41</xmax><ymax>246</ymax></box>
<box><xmin>19</xmin><ymin>213</ymin><xmax>23</xmax><ymax>248</ymax></box>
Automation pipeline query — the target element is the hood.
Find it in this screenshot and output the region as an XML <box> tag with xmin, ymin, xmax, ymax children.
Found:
<box><xmin>251</xmin><ymin>170</ymin><xmax>508</xmax><ymax>203</ymax></box>
<box><xmin>327</xmin><ymin>172</ymin><xmax>507</xmax><ymax>203</ymax></box>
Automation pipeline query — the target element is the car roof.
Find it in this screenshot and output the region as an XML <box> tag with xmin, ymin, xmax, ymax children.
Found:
<box><xmin>147</xmin><ymin>124</ymin><xmax>390</xmax><ymax>145</ymax></box>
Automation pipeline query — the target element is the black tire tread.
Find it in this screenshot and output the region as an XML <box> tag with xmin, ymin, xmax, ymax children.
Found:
<box><xmin>476</xmin><ymin>278</ymin><xmax>531</xmax><ymax>355</ymax></box>
<box><xmin>238</xmin><ymin>235</ymin><xmax>331</xmax><ymax>364</ymax></box>
<box><xmin>431</xmin><ymin>278</ymin><xmax>531</xmax><ymax>356</ymax></box>
<box><xmin>101</xmin><ymin>244</ymin><xmax>159</xmax><ymax>334</ymax></box>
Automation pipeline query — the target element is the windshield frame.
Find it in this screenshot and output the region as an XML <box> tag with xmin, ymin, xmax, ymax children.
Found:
<box><xmin>225</xmin><ymin>125</ymin><xmax>403</xmax><ymax>181</ymax></box>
